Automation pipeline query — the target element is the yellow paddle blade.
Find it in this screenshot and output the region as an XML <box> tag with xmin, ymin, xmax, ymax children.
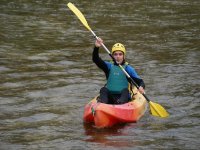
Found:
<box><xmin>67</xmin><ymin>2</ymin><xmax>91</xmax><ymax>31</ymax></box>
<box><xmin>149</xmin><ymin>101</ymin><xmax>169</xmax><ymax>118</ymax></box>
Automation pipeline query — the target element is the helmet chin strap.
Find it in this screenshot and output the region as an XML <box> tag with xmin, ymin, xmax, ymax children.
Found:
<box><xmin>116</xmin><ymin>60</ymin><xmax>120</xmax><ymax>64</ymax></box>
<box><xmin>115</xmin><ymin>59</ymin><xmax>125</xmax><ymax>65</ymax></box>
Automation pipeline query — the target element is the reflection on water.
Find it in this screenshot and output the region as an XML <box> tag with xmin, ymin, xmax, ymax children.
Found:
<box><xmin>0</xmin><ymin>0</ymin><xmax>199</xmax><ymax>149</ymax></box>
<box><xmin>83</xmin><ymin>123</ymin><xmax>147</xmax><ymax>148</ymax></box>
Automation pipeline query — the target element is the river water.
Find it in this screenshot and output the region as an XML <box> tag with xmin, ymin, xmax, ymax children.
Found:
<box><xmin>0</xmin><ymin>0</ymin><xmax>199</xmax><ymax>149</ymax></box>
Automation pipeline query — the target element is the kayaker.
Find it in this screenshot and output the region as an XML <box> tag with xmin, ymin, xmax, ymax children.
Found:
<box><xmin>93</xmin><ymin>38</ymin><xmax>145</xmax><ymax>104</ymax></box>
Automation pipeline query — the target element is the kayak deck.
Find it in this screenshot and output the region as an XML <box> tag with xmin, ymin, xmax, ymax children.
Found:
<box><xmin>83</xmin><ymin>87</ymin><xmax>147</xmax><ymax>128</ymax></box>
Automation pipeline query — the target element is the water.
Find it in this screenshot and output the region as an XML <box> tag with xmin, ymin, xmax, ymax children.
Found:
<box><xmin>0</xmin><ymin>0</ymin><xmax>199</xmax><ymax>149</ymax></box>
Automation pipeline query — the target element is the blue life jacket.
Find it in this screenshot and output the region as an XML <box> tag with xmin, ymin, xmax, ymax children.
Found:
<box><xmin>106</xmin><ymin>63</ymin><xmax>128</xmax><ymax>94</ymax></box>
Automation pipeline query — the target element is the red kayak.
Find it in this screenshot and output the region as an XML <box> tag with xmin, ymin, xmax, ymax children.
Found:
<box><xmin>83</xmin><ymin>87</ymin><xmax>147</xmax><ymax>128</ymax></box>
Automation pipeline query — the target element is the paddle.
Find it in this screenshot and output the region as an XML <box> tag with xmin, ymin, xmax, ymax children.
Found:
<box><xmin>67</xmin><ymin>2</ymin><xmax>169</xmax><ymax>118</ymax></box>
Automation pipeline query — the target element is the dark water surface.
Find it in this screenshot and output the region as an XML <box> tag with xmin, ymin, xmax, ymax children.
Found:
<box><xmin>0</xmin><ymin>0</ymin><xmax>199</xmax><ymax>149</ymax></box>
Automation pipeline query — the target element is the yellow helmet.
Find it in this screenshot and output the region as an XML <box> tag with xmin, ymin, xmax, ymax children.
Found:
<box><xmin>111</xmin><ymin>43</ymin><xmax>126</xmax><ymax>55</ymax></box>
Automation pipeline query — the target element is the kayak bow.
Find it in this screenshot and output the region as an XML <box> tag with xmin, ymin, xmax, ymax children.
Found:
<box><xmin>83</xmin><ymin>87</ymin><xmax>147</xmax><ymax>128</ymax></box>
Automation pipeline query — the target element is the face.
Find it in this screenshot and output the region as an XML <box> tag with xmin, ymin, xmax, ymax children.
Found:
<box><xmin>112</xmin><ymin>50</ymin><xmax>124</xmax><ymax>64</ymax></box>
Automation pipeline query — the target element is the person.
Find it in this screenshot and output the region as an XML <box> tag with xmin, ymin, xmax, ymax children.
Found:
<box><xmin>93</xmin><ymin>38</ymin><xmax>145</xmax><ymax>104</ymax></box>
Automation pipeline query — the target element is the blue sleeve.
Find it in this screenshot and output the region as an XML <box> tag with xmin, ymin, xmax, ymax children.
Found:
<box><xmin>104</xmin><ymin>61</ymin><xmax>112</xmax><ymax>70</ymax></box>
<box><xmin>125</xmin><ymin>65</ymin><xmax>145</xmax><ymax>88</ymax></box>
<box><xmin>125</xmin><ymin>65</ymin><xmax>141</xmax><ymax>79</ymax></box>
